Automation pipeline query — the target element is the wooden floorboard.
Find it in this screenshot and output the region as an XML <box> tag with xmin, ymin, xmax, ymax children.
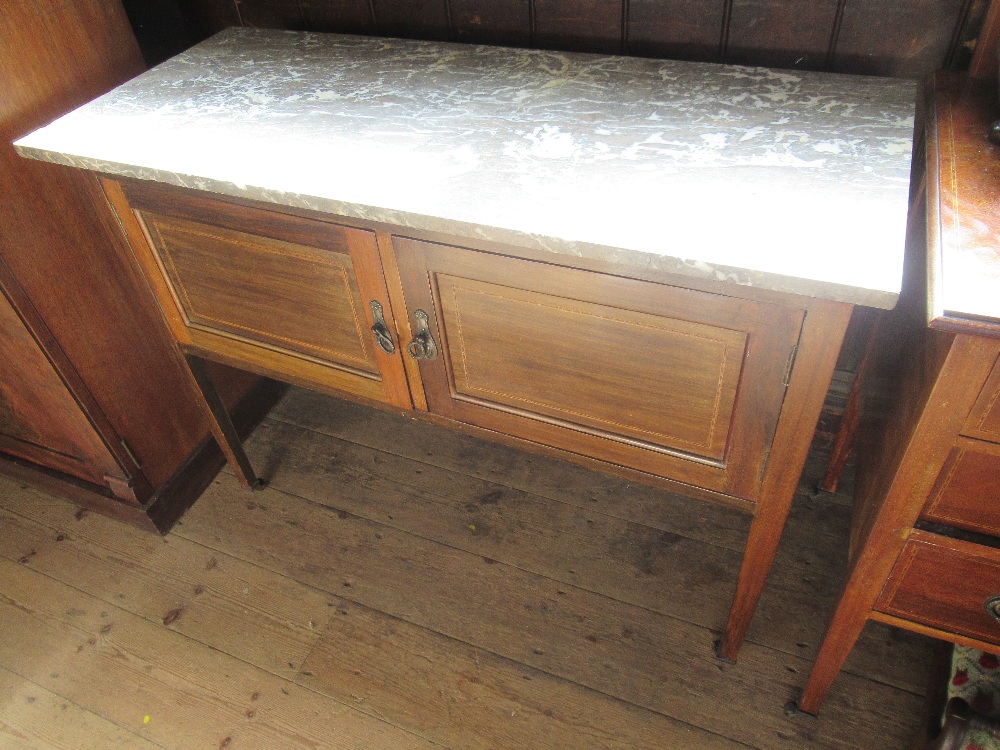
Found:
<box><xmin>0</xmin><ymin>387</ymin><xmax>935</xmax><ymax>749</ymax></box>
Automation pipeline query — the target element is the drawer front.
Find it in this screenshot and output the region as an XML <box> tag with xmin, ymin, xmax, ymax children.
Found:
<box><xmin>877</xmin><ymin>533</ymin><xmax>1000</xmax><ymax>646</ymax></box>
<box><xmin>922</xmin><ymin>437</ymin><xmax>1000</xmax><ymax>536</ymax></box>
<box><xmin>394</xmin><ymin>236</ymin><xmax>804</xmax><ymax>501</ymax></box>
<box><xmin>964</xmin><ymin>353</ymin><xmax>1000</xmax><ymax>443</ymax></box>
<box><xmin>122</xmin><ymin>182</ymin><xmax>410</xmax><ymax>408</ymax></box>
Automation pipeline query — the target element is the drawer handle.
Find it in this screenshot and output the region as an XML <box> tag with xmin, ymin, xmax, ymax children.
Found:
<box><xmin>985</xmin><ymin>596</ymin><xmax>1000</xmax><ymax>623</ymax></box>
<box><xmin>407</xmin><ymin>310</ymin><xmax>438</xmax><ymax>361</ymax></box>
<box><xmin>369</xmin><ymin>300</ymin><xmax>396</xmax><ymax>355</ymax></box>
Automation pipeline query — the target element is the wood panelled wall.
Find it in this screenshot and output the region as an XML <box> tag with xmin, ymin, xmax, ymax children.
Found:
<box><xmin>140</xmin><ymin>0</ymin><xmax>990</xmax><ymax>78</ymax></box>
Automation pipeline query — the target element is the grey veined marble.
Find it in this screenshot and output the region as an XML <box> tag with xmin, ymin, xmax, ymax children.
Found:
<box><xmin>16</xmin><ymin>28</ymin><xmax>916</xmax><ymax>307</ymax></box>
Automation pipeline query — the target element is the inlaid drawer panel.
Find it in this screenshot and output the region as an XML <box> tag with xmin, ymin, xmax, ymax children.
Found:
<box><xmin>921</xmin><ymin>437</ymin><xmax>1000</xmax><ymax>537</ymax></box>
<box><xmin>963</xmin><ymin>353</ymin><xmax>1000</xmax><ymax>443</ymax></box>
<box><xmin>877</xmin><ymin>533</ymin><xmax>1000</xmax><ymax>645</ymax></box>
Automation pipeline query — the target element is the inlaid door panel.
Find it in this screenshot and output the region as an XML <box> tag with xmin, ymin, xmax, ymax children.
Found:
<box><xmin>121</xmin><ymin>181</ymin><xmax>411</xmax><ymax>409</ymax></box>
<box><xmin>394</xmin><ymin>236</ymin><xmax>804</xmax><ymax>500</ymax></box>
<box><xmin>0</xmin><ymin>287</ymin><xmax>120</xmax><ymax>484</ymax></box>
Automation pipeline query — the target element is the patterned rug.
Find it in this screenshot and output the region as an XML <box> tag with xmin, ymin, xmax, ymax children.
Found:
<box><xmin>946</xmin><ymin>648</ymin><xmax>1000</xmax><ymax>750</ymax></box>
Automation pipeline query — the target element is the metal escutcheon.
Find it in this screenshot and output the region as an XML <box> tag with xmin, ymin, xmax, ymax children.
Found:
<box><xmin>984</xmin><ymin>595</ymin><xmax>1000</xmax><ymax>623</ymax></box>
<box><xmin>407</xmin><ymin>309</ymin><xmax>438</xmax><ymax>360</ymax></box>
<box><xmin>370</xmin><ymin>300</ymin><xmax>395</xmax><ymax>355</ymax></box>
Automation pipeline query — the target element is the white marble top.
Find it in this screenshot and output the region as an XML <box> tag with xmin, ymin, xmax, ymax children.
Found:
<box><xmin>16</xmin><ymin>28</ymin><xmax>917</xmax><ymax>307</ymax></box>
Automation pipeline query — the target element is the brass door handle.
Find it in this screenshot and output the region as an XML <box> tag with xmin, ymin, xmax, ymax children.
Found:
<box><xmin>985</xmin><ymin>595</ymin><xmax>1000</xmax><ymax>623</ymax></box>
<box><xmin>407</xmin><ymin>310</ymin><xmax>438</xmax><ymax>360</ymax></box>
<box><xmin>369</xmin><ymin>300</ymin><xmax>395</xmax><ymax>355</ymax></box>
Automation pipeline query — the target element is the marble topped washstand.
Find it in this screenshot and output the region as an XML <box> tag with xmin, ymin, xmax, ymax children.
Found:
<box><xmin>16</xmin><ymin>28</ymin><xmax>917</xmax><ymax>661</ymax></box>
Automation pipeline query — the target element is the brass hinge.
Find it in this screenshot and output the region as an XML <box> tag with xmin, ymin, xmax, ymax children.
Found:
<box><xmin>120</xmin><ymin>438</ymin><xmax>142</xmax><ymax>470</ymax></box>
<box><xmin>781</xmin><ymin>344</ymin><xmax>799</xmax><ymax>387</ymax></box>
<box><xmin>759</xmin><ymin>447</ymin><xmax>772</xmax><ymax>482</ymax></box>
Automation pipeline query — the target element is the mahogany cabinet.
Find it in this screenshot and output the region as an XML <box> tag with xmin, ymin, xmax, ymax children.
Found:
<box><xmin>18</xmin><ymin>27</ymin><xmax>914</xmax><ymax>662</ymax></box>
<box><xmin>0</xmin><ymin>0</ymin><xmax>275</xmax><ymax>531</ymax></box>
<box><xmin>103</xmin><ymin>174</ymin><xmax>852</xmax><ymax>660</ymax></box>
<box><xmin>798</xmin><ymin>74</ymin><xmax>1000</xmax><ymax>714</ymax></box>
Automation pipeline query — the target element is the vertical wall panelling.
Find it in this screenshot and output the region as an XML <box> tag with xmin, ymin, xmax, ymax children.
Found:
<box><xmin>834</xmin><ymin>0</ymin><xmax>973</xmax><ymax>77</ymax></box>
<box><xmin>969</xmin><ymin>0</ymin><xmax>1000</xmax><ymax>77</ymax></box>
<box><xmin>371</xmin><ymin>0</ymin><xmax>451</xmax><ymax>39</ymax></box>
<box><xmin>449</xmin><ymin>0</ymin><xmax>531</xmax><ymax>46</ymax></box>
<box><xmin>301</xmin><ymin>0</ymin><xmax>377</xmax><ymax>34</ymax></box>
<box><xmin>233</xmin><ymin>0</ymin><xmax>303</xmax><ymax>29</ymax></box>
<box><xmin>532</xmin><ymin>0</ymin><xmax>624</xmax><ymax>53</ymax></box>
<box><xmin>725</xmin><ymin>0</ymin><xmax>842</xmax><ymax>69</ymax></box>
<box><xmin>627</xmin><ymin>0</ymin><xmax>726</xmax><ymax>61</ymax></box>
<box><xmin>155</xmin><ymin>0</ymin><xmax>986</xmax><ymax>80</ymax></box>
<box><xmin>824</xmin><ymin>0</ymin><xmax>849</xmax><ymax>70</ymax></box>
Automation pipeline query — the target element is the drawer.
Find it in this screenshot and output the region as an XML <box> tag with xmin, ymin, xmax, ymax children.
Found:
<box><xmin>922</xmin><ymin>437</ymin><xmax>1000</xmax><ymax>537</ymax></box>
<box><xmin>120</xmin><ymin>181</ymin><xmax>411</xmax><ymax>408</ymax></box>
<box><xmin>963</xmin><ymin>353</ymin><xmax>1000</xmax><ymax>443</ymax></box>
<box><xmin>877</xmin><ymin>531</ymin><xmax>1000</xmax><ymax>646</ymax></box>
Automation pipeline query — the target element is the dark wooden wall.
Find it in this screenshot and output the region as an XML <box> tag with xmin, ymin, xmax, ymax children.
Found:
<box><xmin>126</xmin><ymin>0</ymin><xmax>989</xmax><ymax>78</ymax></box>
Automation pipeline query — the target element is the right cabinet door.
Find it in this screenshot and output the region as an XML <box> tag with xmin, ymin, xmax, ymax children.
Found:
<box><xmin>395</xmin><ymin>237</ymin><xmax>805</xmax><ymax>501</ymax></box>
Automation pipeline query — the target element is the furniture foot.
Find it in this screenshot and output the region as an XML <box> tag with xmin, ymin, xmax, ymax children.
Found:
<box><xmin>797</xmin><ymin>588</ymin><xmax>873</xmax><ymax>715</ymax></box>
<box><xmin>183</xmin><ymin>352</ymin><xmax>263</xmax><ymax>490</ymax></box>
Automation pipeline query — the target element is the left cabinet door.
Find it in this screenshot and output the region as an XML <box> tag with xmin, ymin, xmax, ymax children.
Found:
<box><xmin>0</xmin><ymin>287</ymin><xmax>122</xmax><ymax>486</ymax></box>
<box><xmin>115</xmin><ymin>181</ymin><xmax>412</xmax><ymax>410</ymax></box>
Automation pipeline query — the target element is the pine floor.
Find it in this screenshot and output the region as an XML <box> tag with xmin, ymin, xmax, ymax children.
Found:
<box><xmin>0</xmin><ymin>386</ymin><xmax>937</xmax><ymax>749</ymax></box>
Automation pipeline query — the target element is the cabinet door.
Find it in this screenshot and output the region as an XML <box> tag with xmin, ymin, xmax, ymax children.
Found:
<box><xmin>121</xmin><ymin>182</ymin><xmax>411</xmax><ymax>409</ymax></box>
<box><xmin>395</xmin><ymin>237</ymin><xmax>804</xmax><ymax>501</ymax></box>
<box><xmin>0</xmin><ymin>287</ymin><xmax>121</xmax><ymax>485</ymax></box>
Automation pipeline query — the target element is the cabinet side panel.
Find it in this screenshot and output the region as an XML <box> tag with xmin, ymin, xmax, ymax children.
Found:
<box><xmin>0</xmin><ymin>287</ymin><xmax>120</xmax><ymax>485</ymax></box>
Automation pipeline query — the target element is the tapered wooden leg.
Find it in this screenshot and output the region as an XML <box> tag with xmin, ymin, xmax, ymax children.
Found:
<box><xmin>717</xmin><ymin>299</ymin><xmax>855</xmax><ymax>662</ymax></box>
<box><xmin>797</xmin><ymin>583</ymin><xmax>876</xmax><ymax>714</ymax></box>
<box><xmin>717</xmin><ymin>493</ymin><xmax>795</xmax><ymax>662</ymax></box>
<box><xmin>184</xmin><ymin>353</ymin><xmax>263</xmax><ymax>491</ymax></box>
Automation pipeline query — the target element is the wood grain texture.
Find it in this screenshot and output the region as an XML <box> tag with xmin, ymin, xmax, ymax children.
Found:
<box><xmin>0</xmin><ymin>285</ymin><xmax>120</xmax><ymax>487</ymax></box>
<box><xmin>0</xmin><ymin>554</ymin><xmax>434</xmax><ymax>750</ymax></box>
<box><xmin>0</xmin><ymin>666</ymin><xmax>162</xmax><ymax>750</ymax></box>
<box><xmin>0</xmin><ymin>385</ymin><xmax>935</xmax><ymax>750</ymax></box>
<box><xmin>726</xmin><ymin>0</ymin><xmax>841</xmax><ymax>69</ymax></box>
<box><xmin>877</xmin><ymin>530</ymin><xmax>1000</xmax><ymax>644</ymax></box>
<box><xmin>963</xmin><ymin>352</ymin><xmax>1000</xmax><ymax>440</ymax></box>
<box><xmin>833</xmin><ymin>0</ymin><xmax>970</xmax><ymax>77</ymax></box>
<box><xmin>169</xmin><ymin>0</ymin><xmax>974</xmax><ymax>77</ymax></box>
<box><xmin>449</xmin><ymin>0</ymin><xmax>531</xmax><ymax>45</ymax></box>
<box><xmin>627</xmin><ymin>0</ymin><xmax>725</xmax><ymax>60</ymax></box>
<box><xmin>969</xmin><ymin>0</ymin><xmax>1000</xmax><ymax>78</ymax></box>
<box><xmin>394</xmin><ymin>236</ymin><xmax>802</xmax><ymax>501</ymax></box>
<box><xmin>143</xmin><ymin>211</ymin><xmax>381</xmax><ymax>375</ymax></box>
<box><xmin>176</xmin><ymin>475</ymin><xmax>924</xmax><ymax>750</ymax></box>
<box><xmin>719</xmin><ymin>298</ymin><xmax>853</xmax><ymax>660</ymax></box>
<box><xmin>372</xmin><ymin>0</ymin><xmax>451</xmax><ymax>39</ymax></box>
<box><xmin>300</xmin><ymin>0</ymin><xmax>376</xmax><ymax>33</ymax></box>
<box><xmin>0</xmin><ymin>0</ymin><xmax>264</xmax><ymax>522</ymax></box>
<box><xmin>921</xmin><ymin>438</ymin><xmax>1000</xmax><ymax>536</ymax></box>
<box><xmin>248</xmin><ymin>402</ymin><xmax>935</xmax><ymax>694</ymax></box>
<box><xmin>115</xmin><ymin>180</ymin><xmax>412</xmax><ymax>410</ymax></box>
<box><xmin>533</xmin><ymin>0</ymin><xmax>624</xmax><ymax>53</ymax></box>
